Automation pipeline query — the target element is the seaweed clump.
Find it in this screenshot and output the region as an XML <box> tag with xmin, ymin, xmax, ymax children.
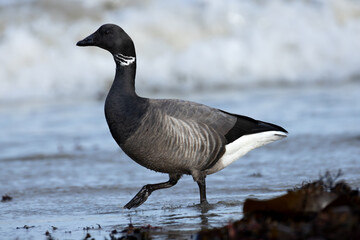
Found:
<box><xmin>197</xmin><ymin>171</ymin><xmax>360</xmax><ymax>240</ymax></box>
<box><xmin>107</xmin><ymin>224</ymin><xmax>160</xmax><ymax>240</ymax></box>
<box><xmin>1</xmin><ymin>194</ymin><xmax>12</xmax><ymax>202</ymax></box>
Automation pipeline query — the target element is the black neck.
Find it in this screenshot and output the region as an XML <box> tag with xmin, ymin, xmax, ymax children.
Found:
<box><xmin>105</xmin><ymin>56</ymin><xmax>149</xmax><ymax>145</ymax></box>
<box><xmin>110</xmin><ymin>58</ymin><xmax>137</xmax><ymax>97</ymax></box>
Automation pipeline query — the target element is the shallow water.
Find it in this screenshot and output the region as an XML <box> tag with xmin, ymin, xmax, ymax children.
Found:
<box><xmin>1</xmin><ymin>84</ymin><xmax>360</xmax><ymax>239</ymax></box>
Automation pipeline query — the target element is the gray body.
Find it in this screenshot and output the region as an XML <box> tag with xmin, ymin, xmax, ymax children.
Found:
<box><xmin>112</xmin><ymin>99</ymin><xmax>234</xmax><ymax>174</ymax></box>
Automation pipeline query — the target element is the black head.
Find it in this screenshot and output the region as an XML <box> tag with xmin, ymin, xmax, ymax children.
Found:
<box><xmin>77</xmin><ymin>24</ymin><xmax>135</xmax><ymax>57</ymax></box>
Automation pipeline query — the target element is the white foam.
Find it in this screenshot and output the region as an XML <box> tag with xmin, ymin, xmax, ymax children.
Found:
<box><xmin>1</xmin><ymin>0</ymin><xmax>360</xmax><ymax>102</ymax></box>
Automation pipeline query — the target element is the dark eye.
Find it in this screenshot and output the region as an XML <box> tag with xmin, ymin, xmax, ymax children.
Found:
<box><xmin>104</xmin><ymin>30</ymin><xmax>111</xmax><ymax>35</ymax></box>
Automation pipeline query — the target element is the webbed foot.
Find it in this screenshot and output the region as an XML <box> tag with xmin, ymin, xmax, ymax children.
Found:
<box><xmin>124</xmin><ymin>185</ymin><xmax>151</xmax><ymax>209</ymax></box>
<box><xmin>123</xmin><ymin>174</ymin><xmax>182</xmax><ymax>209</ymax></box>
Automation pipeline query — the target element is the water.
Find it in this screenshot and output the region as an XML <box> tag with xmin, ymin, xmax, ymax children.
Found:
<box><xmin>1</xmin><ymin>84</ymin><xmax>360</xmax><ymax>239</ymax></box>
<box><xmin>1</xmin><ymin>0</ymin><xmax>360</xmax><ymax>239</ymax></box>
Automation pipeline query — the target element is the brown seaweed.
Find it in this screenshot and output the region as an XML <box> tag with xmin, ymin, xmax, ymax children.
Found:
<box><xmin>197</xmin><ymin>171</ymin><xmax>360</xmax><ymax>240</ymax></box>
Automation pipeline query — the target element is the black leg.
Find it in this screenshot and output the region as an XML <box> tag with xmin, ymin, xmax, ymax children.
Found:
<box><xmin>124</xmin><ymin>173</ymin><xmax>182</xmax><ymax>209</ymax></box>
<box><xmin>196</xmin><ymin>175</ymin><xmax>208</xmax><ymax>205</ymax></box>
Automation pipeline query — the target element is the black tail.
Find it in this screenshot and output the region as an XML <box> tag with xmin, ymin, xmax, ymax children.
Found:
<box><xmin>220</xmin><ymin>110</ymin><xmax>288</xmax><ymax>144</ymax></box>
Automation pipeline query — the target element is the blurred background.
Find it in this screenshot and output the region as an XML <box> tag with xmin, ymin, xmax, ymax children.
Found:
<box><xmin>1</xmin><ymin>0</ymin><xmax>360</xmax><ymax>102</ymax></box>
<box><xmin>1</xmin><ymin>0</ymin><xmax>360</xmax><ymax>239</ymax></box>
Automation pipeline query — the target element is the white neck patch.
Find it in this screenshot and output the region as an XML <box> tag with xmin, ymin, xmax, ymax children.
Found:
<box><xmin>114</xmin><ymin>53</ymin><xmax>135</xmax><ymax>66</ymax></box>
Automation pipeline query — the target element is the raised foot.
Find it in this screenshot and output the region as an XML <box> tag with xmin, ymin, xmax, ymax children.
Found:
<box><xmin>124</xmin><ymin>186</ymin><xmax>151</xmax><ymax>209</ymax></box>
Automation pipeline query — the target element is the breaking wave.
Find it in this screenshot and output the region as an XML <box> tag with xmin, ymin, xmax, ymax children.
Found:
<box><xmin>1</xmin><ymin>0</ymin><xmax>360</xmax><ymax>102</ymax></box>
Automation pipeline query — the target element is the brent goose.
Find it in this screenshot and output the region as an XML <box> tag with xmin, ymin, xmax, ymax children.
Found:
<box><xmin>77</xmin><ymin>24</ymin><xmax>288</xmax><ymax>209</ymax></box>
